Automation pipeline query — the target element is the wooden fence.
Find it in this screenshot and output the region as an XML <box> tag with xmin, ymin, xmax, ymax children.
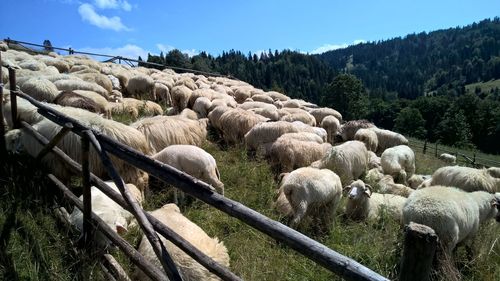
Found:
<box><xmin>408</xmin><ymin>138</ymin><xmax>500</xmax><ymax>168</ymax></box>
<box><xmin>0</xmin><ymin>61</ymin><xmax>388</xmax><ymax>280</ymax></box>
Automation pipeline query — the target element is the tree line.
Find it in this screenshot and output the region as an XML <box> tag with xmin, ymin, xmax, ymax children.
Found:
<box><xmin>139</xmin><ymin>18</ymin><xmax>500</xmax><ymax>154</ymax></box>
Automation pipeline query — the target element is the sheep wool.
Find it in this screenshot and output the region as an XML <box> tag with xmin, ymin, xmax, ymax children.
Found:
<box><xmin>275</xmin><ymin>167</ymin><xmax>342</xmax><ymax>228</ymax></box>
<box><xmin>20</xmin><ymin>77</ymin><xmax>59</xmax><ymax>102</ymax></box>
<box><xmin>429</xmin><ymin>166</ymin><xmax>500</xmax><ymax>193</ymax></box>
<box><xmin>381</xmin><ymin>145</ymin><xmax>415</xmax><ymax>184</ymax></box>
<box><xmin>403</xmin><ymin>186</ymin><xmax>500</xmax><ymax>254</ymax></box>
<box><xmin>134</xmin><ymin>204</ymin><xmax>230</xmax><ymax>281</ymax></box>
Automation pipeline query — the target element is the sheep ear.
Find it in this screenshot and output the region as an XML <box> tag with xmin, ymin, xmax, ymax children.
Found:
<box><xmin>277</xmin><ymin>173</ymin><xmax>288</xmax><ymax>185</ymax></box>
<box><xmin>491</xmin><ymin>199</ymin><xmax>499</xmax><ymax>207</ymax></box>
<box><xmin>116</xmin><ymin>223</ymin><xmax>128</xmax><ymax>235</ymax></box>
<box><xmin>365</xmin><ymin>184</ymin><xmax>373</xmax><ymax>191</ymax></box>
<box><xmin>364</xmin><ymin>188</ymin><xmax>372</xmax><ymax>198</ymax></box>
<box><xmin>343</xmin><ymin>185</ymin><xmax>351</xmax><ymax>192</ymax></box>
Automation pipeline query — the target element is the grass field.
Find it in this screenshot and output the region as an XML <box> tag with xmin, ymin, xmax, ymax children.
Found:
<box><xmin>1</xmin><ymin>135</ymin><xmax>500</xmax><ymax>281</ymax></box>
<box><xmin>464</xmin><ymin>79</ymin><xmax>500</xmax><ymax>95</ymax></box>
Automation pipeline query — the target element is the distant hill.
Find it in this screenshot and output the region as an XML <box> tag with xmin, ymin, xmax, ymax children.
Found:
<box><xmin>317</xmin><ymin>17</ymin><xmax>500</xmax><ymax>99</ymax></box>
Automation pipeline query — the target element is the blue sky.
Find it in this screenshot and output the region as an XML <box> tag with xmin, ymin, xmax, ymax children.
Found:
<box><xmin>1</xmin><ymin>0</ymin><xmax>499</xmax><ymax>60</ymax></box>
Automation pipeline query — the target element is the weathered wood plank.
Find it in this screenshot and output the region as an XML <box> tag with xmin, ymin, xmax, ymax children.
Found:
<box><xmin>399</xmin><ymin>222</ymin><xmax>438</xmax><ymax>281</ymax></box>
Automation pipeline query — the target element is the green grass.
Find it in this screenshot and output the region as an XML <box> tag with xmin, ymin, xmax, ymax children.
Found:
<box><xmin>2</xmin><ymin>133</ymin><xmax>500</xmax><ymax>281</ymax></box>
<box><xmin>0</xmin><ymin>155</ymin><xmax>106</xmax><ymax>281</ymax></box>
<box><xmin>465</xmin><ymin>79</ymin><xmax>500</xmax><ymax>95</ymax></box>
<box><xmin>408</xmin><ymin>137</ymin><xmax>500</xmax><ymax>168</ymax></box>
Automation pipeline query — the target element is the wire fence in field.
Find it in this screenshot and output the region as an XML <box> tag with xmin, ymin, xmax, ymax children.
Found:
<box><xmin>408</xmin><ymin>138</ymin><xmax>500</xmax><ymax>168</ymax></box>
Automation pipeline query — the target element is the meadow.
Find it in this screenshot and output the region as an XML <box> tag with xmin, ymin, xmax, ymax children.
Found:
<box><xmin>1</xmin><ymin>134</ymin><xmax>499</xmax><ymax>281</ymax></box>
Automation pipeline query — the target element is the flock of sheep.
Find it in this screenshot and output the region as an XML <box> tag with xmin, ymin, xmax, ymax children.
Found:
<box><xmin>1</xmin><ymin>41</ymin><xmax>500</xmax><ymax>280</ymax></box>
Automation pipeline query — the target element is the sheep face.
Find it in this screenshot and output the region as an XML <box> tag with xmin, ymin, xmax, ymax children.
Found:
<box><xmin>348</xmin><ymin>184</ymin><xmax>371</xmax><ymax>199</ymax></box>
<box><xmin>4</xmin><ymin>129</ymin><xmax>23</xmax><ymax>153</ymax></box>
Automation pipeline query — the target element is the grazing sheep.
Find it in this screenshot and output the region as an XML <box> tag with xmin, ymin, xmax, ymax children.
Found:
<box><xmin>311</xmin><ymin>140</ymin><xmax>369</xmax><ymax>184</ymax></box>
<box><xmin>218</xmin><ymin>108</ymin><xmax>268</xmax><ymax>144</ymax></box>
<box><xmin>2</xmin><ymin>94</ymin><xmax>45</xmax><ymax>129</ymax></box>
<box><xmin>403</xmin><ymin>186</ymin><xmax>500</xmax><ymax>254</ymax></box>
<box><xmin>53</xmin><ymin>91</ymin><xmax>109</xmax><ymax>117</ymax></box>
<box><xmin>76</xmin><ymin>73</ymin><xmax>113</xmax><ymax>94</ymax></box>
<box><xmin>370</xmin><ymin>127</ymin><xmax>409</xmax><ymax>153</ymax></box>
<box><xmin>381</xmin><ymin>145</ymin><xmax>415</xmax><ymax>184</ymax></box>
<box><xmin>19</xmin><ymin>77</ymin><xmax>59</xmax><ymax>102</ymax></box>
<box><xmin>428</xmin><ymin>166</ymin><xmax>500</xmax><ymax>193</ymax></box>
<box><xmin>309</xmin><ymin>107</ymin><xmax>343</xmax><ymax>124</ymax></box>
<box><xmin>134</xmin><ymin>204</ymin><xmax>230</xmax><ymax>281</ymax></box>
<box><xmin>354</xmin><ymin>128</ymin><xmax>378</xmax><ymax>152</ymax></box>
<box><xmin>266</xmin><ymin>91</ymin><xmax>290</xmax><ymax>101</ymax></box>
<box><xmin>152</xmin><ymin>145</ymin><xmax>224</xmax><ymax>200</ymax></box>
<box><xmin>407</xmin><ymin>174</ymin><xmax>431</xmax><ymax>189</ymax></box>
<box><xmin>126</xmin><ymin>74</ymin><xmax>155</xmax><ymax>100</ymax></box>
<box><xmin>244</xmin><ymin>121</ymin><xmax>300</xmax><ymax>152</ymax></box>
<box><xmin>188</xmin><ymin>88</ymin><xmax>217</xmax><ymax>108</ymax></box>
<box><xmin>367</xmin><ymin>151</ymin><xmax>382</xmax><ymax>170</ymax></box>
<box><xmin>282</xmin><ymin>99</ymin><xmax>301</xmax><ymax>108</ymax></box>
<box><xmin>179</xmin><ymin>108</ymin><xmax>199</xmax><ymax>120</ymax></box>
<box><xmin>238</xmin><ymin>101</ymin><xmax>278</xmax><ymax>112</ymax></box>
<box><xmin>68</xmin><ymin>180</ymin><xmax>143</xmax><ymax>248</ymax></box>
<box><xmin>320</xmin><ymin>115</ymin><xmax>340</xmax><ymax>144</ymax></box>
<box><xmin>108</xmin><ymin>74</ymin><xmax>122</xmax><ymax>90</ymax></box>
<box><xmin>192</xmin><ymin>97</ymin><xmax>212</xmax><ymax>118</ymax></box>
<box><xmin>279</xmin><ymin>110</ymin><xmax>316</xmax><ymax>126</ymax></box>
<box><xmin>269</xmin><ymin>138</ymin><xmax>332</xmax><ymax>172</ymax></box>
<box><xmin>345</xmin><ymin>180</ymin><xmax>406</xmax><ymax>223</ymax></box>
<box><xmin>278</xmin><ymin>132</ymin><xmax>324</xmax><ymax>144</ymax></box>
<box><xmin>364</xmin><ymin>168</ymin><xmax>385</xmax><ymax>186</ymax></box>
<box><xmin>291</xmin><ymin>121</ymin><xmax>327</xmax><ymax>142</ymax></box>
<box><xmin>171</xmin><ymin>85</ymin><xmax>193</xmax><ymax>113</ymax></box>
<box><xmin>131</xmin><ymin>115</ymin><xmax>208</xmax><ymax>154</ymax></box>
<box><xmin>175</xmin><ymin>77</ymin><xmax>197</xmax><ymax>91</ymax></box>
<box><xmin>377</xmin><ymin>175</ymin><xmax>414</xmax><ymax>197</ymax></box>
<box><xmin>336</xmin><ymin>120</ymin><xmax>375</xmax><ymax>142</ymax></box>
<box><xmin>54</xmin><ymin>79</ymin><xmax>109</xmax><ymax>100</ymax></box>
<box><xmin>248</xmin><ymin>107</ymin><xmax>280</xmax><ymax>121</ymax></box>
<box><xmin>233</xmin><ymin>86</ymin><xmax>253</xmax><ymax>103</ymax></box>
<box><xmin>488</xmin><ymin>167</ymin><xmax>500</xmax><ymax>178</ymax></box>
<box><xmin>251</xmin><ymin>94</ymin><xmax>274</xmax><ymax>104</ymax></box>
<box><xmin>153</xmin><ymin>82</ymin><xmax>171</xmax><ymax>105</ymax></box>
<box><xmin>274</xmin><ymin>167</ymin><xmax>342</xmax><ymax>228</ymax></box>
<box><xmin>9</xmin><ymin>107</ymin><xmax>150</xmax><ymax>191</ymax></box>
<box><xmin>439</xmin><ymin>153</ymin><xmax>457</xmax><ymax>164</ymax></box>
<box><xmin>207</xmin><ymin>105</ymin><xmax>231</xmax><ymax>131</ymax></box>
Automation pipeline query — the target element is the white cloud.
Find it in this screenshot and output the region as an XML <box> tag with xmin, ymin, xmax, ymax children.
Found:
<box><xmin>78</xmin><ymin>3</ymin><xmax>131</xmax><ymax>31</ymax></box>
<box><xmin>310</xmin><ymin>39</ymin><xmax>367</xmax><ymax>54</ymax></box>
<box><xmin>78</xmin><ymin>44</ymin><xmax>149</xmax><ymax>64</ymax></box>
<box><xmin>156</xmin><ymin>43</ymin><xmax>175</xmax><ymax>53</ymax></box>
<box><xmin>93</xmin><ymin>0</ymin><xmax>132</xmax><ymax>11</ymax></box>
<box><xmin>156</xmin><ymin>43</ymin><xmax>199</xmax><ymax>57</ymax></box>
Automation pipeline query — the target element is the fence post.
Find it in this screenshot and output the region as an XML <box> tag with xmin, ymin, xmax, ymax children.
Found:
<box><xmin>0</xmin><ymin>52</ymin><xmax>6</xmax><ymax>157</ymax></box>
<box><xmin>434</xmin><ymin>142</ymin><xmax>438</xmax><ymax>157</ymax></box>
<box><xmin>423</xmin><ymin>140</ymin><xmax>427</xmax><ymax>154</ymax></box>
<box><xmin>473</xmin><ymin>153</ymin><xmax>476</xmax><ymax>167</ymax></box>
<box><xmin>81</xmin><ymin>132</ymin><xmax>93</xmax><ymax>247</ymax></box>
<box><xmin>399</xmin><ymin>222</ymin><xmax>438</xmax><ymax>281</ymax></box>
<box><xmin>8</xmin><ymin>68</ymin><xmax>19</xmax><ymax>129</ymax></box>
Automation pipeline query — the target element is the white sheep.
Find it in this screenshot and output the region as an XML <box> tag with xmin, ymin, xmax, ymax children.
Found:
<box><xmin>439</xmin><ymin>153</ymin><xmax>457</xmax><ymax>164</ymax></box>
<box><xmin>218</xmin><ymin>108</ymin><xmax>268</xmax><ymax>144</ymax></box>
<box><xmin>381</xmin><ymin>145</ymin><xmax>415</xmax><ymax>184</ymax></box>
<box><xmin>192</xmin><ymin>97</ymin><xmax>212</xmax><ymax>118</ymax></box>
<box><xmin>345</xmin><ymin>179</ymin><xmax>407</xmax><ymax>223</ymax></box>
<box><xmin>428</xmin><ymin>166</ymin><xmax>500</xmax><ymax>193</ymax></box>
<box><xmin>131</xmin><ymin>115</ymin><xmax>208</xmax><ymax>154</ymax></box>
<box><xmin>309</xmin><ymin>107</ymin><xmax>343</xmax><ymax>124</ymax></box>
<box><xmin>274</xmin><ymin>167</ymin><xmax>342</xmax><ymax>228</ymax></box>
<box><xmin>320</xmin><ymin>115</ymin><xmax>340</xmax><ymax>144</ymax></box>
<box><xmin>354</xmin><ymin>128</ymin><xmax>378</xmax><ymax>152</ymax></box>
<box><xmin>171</xmin><ymin>85</ymin><xmax>193</xmax><ymax>113</ymax></box>
<box><xmin>269</xmin><ymin>138</ymin><xmax>332</xmax><ymax>173</ymax></box>
<box><xmin>407</xmin><ymin>174</ymin><xmax>431</xmax><ymax>189</ymax></box>
<box><xmin>279</xmin><ymin>110</ymin><xmax>316</xmax><ymax>126</ymax></box>
<box><xmin>243</xmin><ymin>121</ymin><xmax>301</xmax><ymax>152</ymax></box>
<box><xmin>179</xmin><ymin>108</ymin><xmax>199</xmax><ymax>120</ymax></box>
<box><xmin>488</xmin><ymin>167</ymin><xmax>500</xmax><ymax>178</ymax></box>
<box><xmin>367</xmin><ymin>150</ymin><xmax>382</xmax><ymax>170</ymax></box>
<box><xmin>364</xmin><ymin>168</ymin><xmax>385</xmax><ymax>186</ymax></box>
<box><xmin>54</xmin><ymin>79</ymin><xmax>109</xmax><ymax>100</ymax></box>
<box><xmin>370</xmin><ymin>127</ymin><xmax>409</xmax><ymax>154</ymax></box>
<box><xmin>76</xmin><ymin>72</ymin><xmax>113</xmax><ymax>94</ymax></box>
<box><xmin>311</xmin><ymin>140</ymin><xmax>369</xmax><ymax>185</ymax></box>
<box><xmin>125</xmin><ymin>74</ymin><xmax>155</xmax><ymax>100</ymax></box>
<box><xmin>19</xmin><ymin>77</ymin><xmax>59</xmax><ymax>102</ymax></box>
<box><xmin>68</xmin><ymin>180</ymin><xmax>143</xmax><ymax>248</ymax></box>
<box><xmin>152</xmin><ymin>145</ymin><xmax>224</xmax><ymax>197</ymax></box>
<box><xmin>377</xmin><ymin>175</ymin><xmax>414</xmax><ymax>197</ymax></box>
<box><xmin>403</xmin><ymin>186</ymin><xmax>500</xmax><ymax>254</ymax></box>
<box><xmin>134</xmin><ymin>204</ymin><xmax>230</xmax><ymax>281</ymax></box>
<box><xmin>336</xmin><ymin>120</ymin><xmax>375</xmax><ymax>142</ymax></box>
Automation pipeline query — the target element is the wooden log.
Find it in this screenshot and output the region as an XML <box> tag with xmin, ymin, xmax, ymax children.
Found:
<box><xmin>8</xmin><ymin>67</ymin><xmax>19</xmax><ymax>129</ymax></box>
<box><xmin>81</xmin><ymin>132</ymin><xmax>92</xmax><ymax>247</ymax></box>
<box><xmin>35</xmin><ymin>122</ymin><xmax>73</xmax><ymax>161</ymax></box>
<box><xmin>83</xmin><ymin>130</ymin><xmax>183</xmax><ymax>281</ymax></box>
<box><xmin>18</xmin><ymin>120</ymin><xmax>241</xmax><ymax>281</ymax></box>
<box><xmin>102</xmin><ymin>254</ymin><xmax>132</xmax><ymax>281</ymax></box>
<box><xmin>399</xmin><ymin>222</ymin><xmax>438</xmax><ymax>281</ymax></box>
<box><xmin>100</xmin><ymin>263</ymin><xmax>118</xmax><ymax>281</ymax></box>
<box><xmin>47</xmin><ymin>174</ymin><xmax>168</xmax><ymax>281</ymax></box>
<box><xmin>15</xmin><ymin>90</ymin><xmax>388</xmax><ymax>281</ymax></box>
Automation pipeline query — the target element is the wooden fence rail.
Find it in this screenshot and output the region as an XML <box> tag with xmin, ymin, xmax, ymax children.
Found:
<box><xmin>1</xmin><ymin>64</ymin><xmax>389</xmax><ymax>281</ymax></box>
